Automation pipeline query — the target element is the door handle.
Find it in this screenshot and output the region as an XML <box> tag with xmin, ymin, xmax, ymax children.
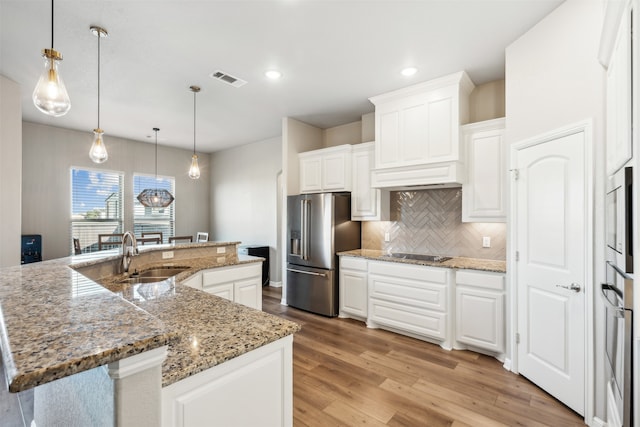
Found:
<box><xmin>287</xmin><ymin>268</ymin><xmax>327</xmax><ymax>278</ymax></box>
<box><xmin>555</xmin><ymin>283</ymin><xmax>581</xmax><ymax>292</ymax></box>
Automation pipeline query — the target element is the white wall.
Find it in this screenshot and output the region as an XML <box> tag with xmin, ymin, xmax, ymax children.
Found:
<box><xmin>209</xmin><ymin>136</ymin><xmax>282</xmax><ymax>283</ymax></box>
<box><xmin>505</xmin><ymin>0</ymin><xmax>605</xmax><ymax>421</ymax></box>
<box><xmin>0</xmin><ymin>75</ymin><xmax>22</xmax><ymax>267</ymax></box>
<box><xmin>22</xmin><ymin>122</ymin><xmax>211</xmax><ymax>260</ymax></box>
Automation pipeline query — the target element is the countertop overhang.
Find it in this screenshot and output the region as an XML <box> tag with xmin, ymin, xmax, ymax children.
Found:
<box><xmin>0</xmin><ymin>242</ymin><xmax>299</xmax><ymax>392</ymax></box>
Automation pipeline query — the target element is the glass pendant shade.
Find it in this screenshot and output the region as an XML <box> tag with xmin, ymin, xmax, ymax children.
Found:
<box><xmin>188</xmin><ymin>154</ymin><xmax>201</xmax><ymax>179</ymax></box>
<box><xmin>137</xmin><ymin>188</ymin><xmax>174</xmax><ymax>208</ymax></box>
<box><xmin>33</xmin><ymin>51</ymin><xmax>71</xmax><ymax>117</ymax></box>
<box><xmin>89</xmin><ymin>128</ymin><xmax>108</xmax><ymax>163</ymax></box>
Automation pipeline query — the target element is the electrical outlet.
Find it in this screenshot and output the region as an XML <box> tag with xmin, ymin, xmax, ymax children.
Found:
<box><xmin>384</xmin><ymin>232</ymin><xmax>390</xmax><ymax>242</ymax></box>
<box><xmin>217</xmin><ymin>247</ymin><xmax>226</xmax><ymax>254</ymax></box>
<box><xmin>162</xmin><ymin>251</ymin><xmax>174</xmax><ymax>259</ymax></box>
<box><xmin>482</xmin><ymin>237</ymin><xmax>491</xmax><ymax>248</ymax></box>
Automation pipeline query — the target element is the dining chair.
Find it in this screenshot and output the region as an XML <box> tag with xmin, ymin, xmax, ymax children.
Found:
<box><xmin>73</xmin><ymin>238</ymin><xmax>82</xmax><ymax>255</ymax></box>
<box><xmin>142</xmin><ymin>231</ymin><xmax>163</xmax><ymax>244</ymax></box>
<box><xmin>98</xmin><ymin>234</ymin><xmax>124</xmax><ymax>251</ymax></box>
<box><xmin>169</xmin><ymin>235</ymin><xmax>193</xmax><ymax>244</ymax></box>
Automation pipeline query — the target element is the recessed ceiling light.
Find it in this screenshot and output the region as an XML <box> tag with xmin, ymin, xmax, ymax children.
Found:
<box><xmin>265</xmin><ymin>70</ymin><xmax>282</xmax><ymax>80</ymax></box>
<box><xmin>401</xmin><ymin>67</ymin><xmax>418</xmax><ymax>76</ymax></box>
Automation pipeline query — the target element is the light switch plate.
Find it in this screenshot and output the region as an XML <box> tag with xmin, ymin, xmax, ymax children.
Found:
<box><xmin>482</xmin><ymin>237</ymin><xmax>491</xmax><ymax>248</ymax></box>
<box><xmin>162</xmin><ymin>251</ymin><xmax>174</xmax><ymax>259</ymax></box>
<box><xmin>217</xmin><ymin>247</ymin><xmax>226</xmax><ymax>254</ymax></box>
<box><xmin>384</xmin><ymin>232</ymin><xmax>390</xmax><ymax>242</ymax></box>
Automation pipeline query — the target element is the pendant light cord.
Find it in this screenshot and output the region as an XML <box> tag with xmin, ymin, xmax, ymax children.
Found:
<box><xmin>154</xmin><ymin>129</ymin><xmax>159</xmax><ymax>179</ymax></box>
<box><xmin>97</xmin><ymin>30</ymin><xmax>101</xmax><ymax>129</ymax></box>
<box><xmin>51</xmin><ymin>0</ymin><xmax>54</xmax><ymax>50</ymax></box>
<box><xmin>193</xmin><ymin>91</ymin><xmax>197</xmax><ymax>155</ymax></box>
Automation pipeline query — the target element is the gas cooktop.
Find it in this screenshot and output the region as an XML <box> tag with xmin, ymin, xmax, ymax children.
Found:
<box><xmin>388</xmin><ymin>252</ymin><xmax>451</xmax><ymax>263</ymax></box>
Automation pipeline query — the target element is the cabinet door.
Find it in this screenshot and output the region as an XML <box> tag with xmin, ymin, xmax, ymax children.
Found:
<box><xmin>351</xmin><ymin>143</ymin><xmax>389</xmax><ymax>221</ymax></box>
<box><xmin>300</xmin><ymin>155</ymin><xmax>322</xmax><ymax>193</ymax></box>
<box><xmin>462</xmin><ymin>120</ymin><xmax>506</xmax><ymax>222</ymax></box>
<box><xmin>456</xmin><ymin>287</ymin><xmax>504</xmax><ymax>353</ymax></box>
<box><xmin>339</xmin><ymin>269</ymin><xmax>368</xmax><ymax>318</ymax></box>
<box><xmin>206</xmin><ymin>282</ymin><xmax>234</xmax><ymax>301</ymax></box>
<box><xmin>322</xmin><ymin>151</ymin><xmax>349</xmax><ymax>191</ymax></box>
<box><xmin>235</xmin><ymin>277</ymin><xmax>262</xmax><ymax>310</ymax></box>
<box><xmin>376</xmin><ymin>109</ymin><xmax>401</xmax><ymax>168</ymax></box>
<box><xmin>606</xmin><ymin>6</ymin><xmax>632</xmax><ymax>175</ymax></box>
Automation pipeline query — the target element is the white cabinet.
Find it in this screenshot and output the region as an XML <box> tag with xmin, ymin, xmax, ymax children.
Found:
<box><xmin>193</xmin><ymin>263</ymin><xmax>262</xmax><ymax>310</ymax></box>
<box><xmin>182</xmin><ymin>273</ymin><xmax>202</xmax><ymax>290</ymax></box>
<box><xmin>338</xmin><ymin>256</ymin><xmax>368</xmax><ymax>320</ymax></box>
<box><xmin>369</xmin><ymin>71</ymin><xmax>475</xmax><ymax>188</ymax></box>
<box><xmin>162</xmin><ymin>335</ymin><xmax>293</xmax><ymax>427</ymax></box>
<box><xmin>351</xmin><ymin>142</ymin><xmax>389</xmax><ymax>221</ymax></box>
<box><xmin>367</xmin><ymin>260</ymin><xmax>453</xmax><ymax>349</ymax></box>
<box><xmin>605</xmin><ymin>3</ymin><xmax>632</xmax><ymax>176</ymax></box>
<box><xmin>455</xmin><ymin>270</ymin><xmax>505</xmax><ymax>354</ymax></box>
<box><xmin>299</xmin><ymin>145</ymin><xmax>352</xmax><ymax>193</ymax></box>
<box><xmin>462</xmin><ymin>118</ymin><xmax>506</xmax><ymax>222</ymax></box>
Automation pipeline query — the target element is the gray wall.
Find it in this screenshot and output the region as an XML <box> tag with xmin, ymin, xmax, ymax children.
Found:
<box><xmin>209</xmin><ymin>136</ymin><xmax>282</xmax><ymax>283</ymax></box>
<box><xmin>22</xmin><ymin>122</ymin><xmax>211</xmax><ymax>260</ymax></box>
<box><xmin>0</xmin><ymin>75</ymin><xmax>22</xmax><ymax>267</ymax></box>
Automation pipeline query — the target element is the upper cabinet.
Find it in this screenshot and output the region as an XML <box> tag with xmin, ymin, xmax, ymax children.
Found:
<box><xmin>601</xmin><ymin>1</ymin><xmax>633</xmax><ymax>176</ymax></box>
<box><xmin>299</xmin><ymin>145</ymin><xmax>352</xmax><ymax>193</ymax></box>
<box><xmin>369</xmin><ymin>71</ymin><xmax>475</xmax><ymax>189</ymax></box>
<box><xmin>462</xmin><ymin>118</ymin><xmax>506</xmax><ymax>223</ymax></box>
<box><xmin>351</xmin><ymin>142</ymin><xmax>389</xmax><ymax>221</ymax></box>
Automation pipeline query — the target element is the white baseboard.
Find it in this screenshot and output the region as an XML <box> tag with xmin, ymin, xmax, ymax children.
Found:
<box><xmin>502</xmin><ymin>358</ymin><xmax>512</xmax><ymax>371</ymax></box>
<box><xmin>590</xmin><ymin>417</ymin><xmax>607</xmax><ymax>427</ymax></box>
<box><xmin>269</xmin><ymin>281</ymin><xmax>282</xmax><ymax>288</ymax></box>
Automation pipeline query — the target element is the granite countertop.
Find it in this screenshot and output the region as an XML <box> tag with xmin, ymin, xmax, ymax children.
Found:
<box><xmin>0</xmin><ymin>245</ymin><xmax>300</xmax><ymax>392</ymax></box>
<box><xmin>338</xmin><ymin>249</ymin><xmax>506</xmax><ymax>273</ymax></box>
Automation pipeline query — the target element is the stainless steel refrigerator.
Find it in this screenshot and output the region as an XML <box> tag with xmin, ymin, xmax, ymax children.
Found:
<box><xmin>287</xmin><ymin>192</ymin><xmax>361</xmax><ymax>316</ymax></box>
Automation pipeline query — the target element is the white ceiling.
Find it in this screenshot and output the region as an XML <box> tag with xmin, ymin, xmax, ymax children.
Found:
<box><xmin>0</xmin><ymin>0</ymin><xmax>564</xmax><ymax>153</ymax></box>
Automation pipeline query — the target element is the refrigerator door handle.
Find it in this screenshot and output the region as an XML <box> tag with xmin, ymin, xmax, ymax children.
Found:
<box><xmin>301</xmin><ymin>199</ymin><xmax>310</xmax><ymax>260</ymax></box>
<box><xmin>286</xmin><ymin>267</ymin><xmax>327</xmax><ymax>277</ymax></box>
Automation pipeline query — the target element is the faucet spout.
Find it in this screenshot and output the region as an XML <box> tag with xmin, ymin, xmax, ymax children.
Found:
<box><xmin>121</xmin><ymin>231</ymin><xmax>139</xmax><ymax>273</ymax></box>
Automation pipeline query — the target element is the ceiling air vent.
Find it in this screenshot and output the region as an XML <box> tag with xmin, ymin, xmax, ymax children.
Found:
<box><xmin>210</xmin><ymin>70</ymin><xmax>247</xmax><ymax>88</ymax></box>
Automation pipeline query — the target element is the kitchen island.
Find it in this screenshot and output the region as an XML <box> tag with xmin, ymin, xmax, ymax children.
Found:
<box><xmin>0</xmin><ymin>241</ymin><xmax>300</xmax><ymax>427</ymax></box>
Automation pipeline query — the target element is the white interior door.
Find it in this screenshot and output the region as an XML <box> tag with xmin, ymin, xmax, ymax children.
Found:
<box><xmin>515</xmin><ymin>130</ymin><xmax>587</xmax><ymax>416</ymax></box>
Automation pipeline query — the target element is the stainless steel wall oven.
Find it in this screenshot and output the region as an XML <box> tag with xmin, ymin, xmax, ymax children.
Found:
<box><xmin>601</xmin><ymin>261</ymin><xmax>633</xmax><ymax>426</ymax></box>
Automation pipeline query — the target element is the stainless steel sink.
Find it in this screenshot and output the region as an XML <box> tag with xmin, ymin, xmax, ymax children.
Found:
<box><xmin>118</xmin><ymin>266</ymin><xmax>190</xmax><ymax>284</ymax></box>
<box><xmin>389</xmin><ymin>252</ymin><xmax>451</xmax><ymax>262</ymax></box>
<box><xmin>136</xmin><ymin>267</ymin><xmax>190</xmax><ymax>278</ymax></box>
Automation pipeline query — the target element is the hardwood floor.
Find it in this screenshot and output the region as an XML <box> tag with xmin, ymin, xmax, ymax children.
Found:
<box><xmin>262</xmin><ymin>286</ymin><xmax>585</xmax><ymax>427</ymax></box>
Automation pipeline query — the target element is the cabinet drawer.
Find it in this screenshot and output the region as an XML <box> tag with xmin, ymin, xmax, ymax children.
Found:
<box><xmin>340</xmin><ymin>256</ymin><xmax>367</xmax><ymax>271</ymax></box>
<box><xmin>370</xmin><ymin>298</ymin><xmax>447</xmax><ymax>341</ymax></box>
<box><xmin>368</xmin><ymin>260</ymin><xmax>447</xmax><ymax>283</ymax></box>
<box><xmin>455</xmin><ymin>270</ymin><xmax>504</xmax><ymax>291</ymax></box>
<box><xmin>369</xmin><ymin>274</ymin><xmax>447</xmax><ymax>312</ymax></box>
<box><xmin>202</xmin><ymin>263</ymin><xmax>261</xmax><ymax>287</ymax></box>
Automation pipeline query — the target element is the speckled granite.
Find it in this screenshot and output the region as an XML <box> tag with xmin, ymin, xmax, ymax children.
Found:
<box><xmin>0</xmin><ymin>244</ymin><xmax>299</xmax><ymax>393</ymax></box>
<box><xmin>338</xmin><ymin>249</ymin><xmax>507</xmax><ymax>273</ymax></box>
<box><xmin>0</xmin><ymin>260</ymin><xmax>174</xmax><ymax>393</ymax></box>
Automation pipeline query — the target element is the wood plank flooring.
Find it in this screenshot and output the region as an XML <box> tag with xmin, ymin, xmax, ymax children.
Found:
<box><xmin>262</xmin><ymin>286</ymin><xmax>585</xmax><ymax>427</ymax></box>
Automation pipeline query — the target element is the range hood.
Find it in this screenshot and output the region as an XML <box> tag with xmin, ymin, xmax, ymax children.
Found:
<box><xmin>371</xmin><ymin>161</ymin><xmax>465</xmax><ymax>191</ymax></box>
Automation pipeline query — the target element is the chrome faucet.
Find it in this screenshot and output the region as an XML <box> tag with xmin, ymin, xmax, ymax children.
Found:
<box><xmin>121</xmin><ymin>231</ymin><xmax>139</xmax><ymax>273</ymax></box>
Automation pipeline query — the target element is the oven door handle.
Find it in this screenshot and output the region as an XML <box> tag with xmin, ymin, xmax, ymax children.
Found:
<box><xmin>601</xmin><ymin>283</ymin><xmax>625</xmax><ymax>317</ymax></box>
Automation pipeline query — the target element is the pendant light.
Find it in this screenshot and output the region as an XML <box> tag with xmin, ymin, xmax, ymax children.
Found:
<box><xmin>88</xmin><ymin>26</ymin><xmax>109</xmax><ymax>164</ymax></box>
<box><xmin>137</xmin><ymin>128</ymin><xmax>175</xmax><ymax>208</ymax></box>
<box><xmin>32</xmin><ymin>0</ymin><xmax>71</xmax><ymax>117</ymax></box>
<box><xmin>188</xmin><ymin>85</ymin><xmax>201</xmax><ymax>180</ymax></box>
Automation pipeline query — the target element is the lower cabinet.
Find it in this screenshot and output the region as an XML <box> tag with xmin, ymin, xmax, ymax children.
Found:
<box><xmin>162</xmin><ymin>335</ymin><xmax>293</xmax><ymax>427</ymax></box>
<box><xmin>455</xmin><ymin>269</ymin><xmax>505</xmax><ymax>354</ymax></box>
<box><xmin>182</xmin><ymin>262</ymin><xmax>263</xmax><ymax>310</ymax></box>
<box><xmin>338</xmin><ymin>256</ymin><xmax>368</xmax><ymax>320</ymax></box>
<box><xmin>338</xmin><ymin>257</ymin><xmax>506</xmax><ymax>356</ymax></box>
<box><xmin>367</xmin><ymin>260</ymin><xmax>453</xmax><ymax>350</ymax></box>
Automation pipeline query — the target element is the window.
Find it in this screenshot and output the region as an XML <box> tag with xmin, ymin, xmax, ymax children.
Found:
<box><xmin>133</xmin><ymin>174</ymin><xmax>175</xmax><ymax>242</ymax></box>
<box><xmin>71</xmin><ymin>168</ymin><xmax>124</xmax><ymax>254</ymax></box>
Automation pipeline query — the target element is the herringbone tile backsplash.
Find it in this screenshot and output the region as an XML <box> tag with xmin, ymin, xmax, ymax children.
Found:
<box><xmin>362</xmin><ymin>188</ymin><xmax>506</xmax><ymax>260</ymax></box>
